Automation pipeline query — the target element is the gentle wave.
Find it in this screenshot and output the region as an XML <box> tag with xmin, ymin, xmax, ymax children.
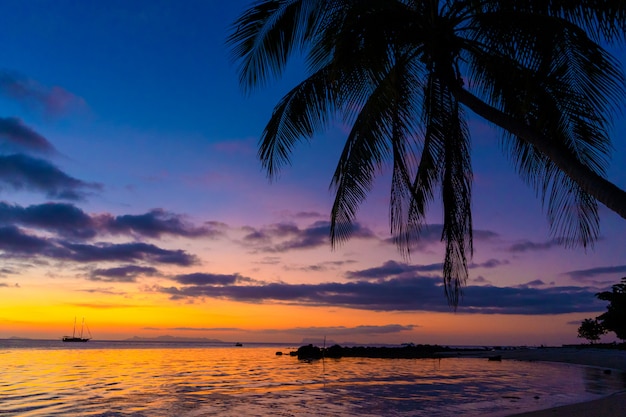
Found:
<box><xmin>0</xmin><ymin>343</ymin><xmax>624</xmax><ymax>417</ymax></box>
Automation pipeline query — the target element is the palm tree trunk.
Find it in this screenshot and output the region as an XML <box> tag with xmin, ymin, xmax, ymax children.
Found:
<box><xmin>450</xmin><ymin>84</ymin><xmax>626</xmax><ymax>220</ymax></box>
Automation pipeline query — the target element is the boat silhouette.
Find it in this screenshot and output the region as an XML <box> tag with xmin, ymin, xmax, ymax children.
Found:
<box><xmin>62</xmin><ymin>317</ymin><xmax>91</xmax><ymax>342</ymax></box>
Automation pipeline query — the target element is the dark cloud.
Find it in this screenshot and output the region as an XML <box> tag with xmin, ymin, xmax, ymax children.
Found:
<box><xmin>157</xmin><ymin>274</ymin><xmax>605</xmax><ymax>315</ymax></box>
<box><xmin>470</xmin><ymin>259</ymin><xmax>508</xmax><ymax>269</ymax></box>
<box><xmin>89</xmin><ymin>265</ymin><xmax>159</xmax><ymax>283</ymax></box>
<box><xmin>516</xmin><ymin>279</ymin><xmax>547</xmax><ymax>289</ymax></box>
<box><xmin>275</xmin><ymin>324</ymin><xmax>416</xmax><ymax>336</ymax></box>
<box><xmin>294</xmin><ymin>211</ymin><xmax>324</xmax><ymax>219</ymax></box>
<box><xmin>508</xmin><ymin>239</ymin><xmax>561</xmax><ymax>253</ymax></box>
<box><xmin>347</xmin><ymin>259</ymin><xmax>508</xmax><ymax>281</ymax></box>
<box><xmin>0</xmin><ymin>225</ymin><xmax>196</xmax><ymax>266</ymax></box>
<box><xmin>172</xmin><ymin>273</ymin><xmax>242</xmax><ymax>286</ymax></box>
<box><xmin>167</xmin><ymin>327</ymin><xmax>243</xmax><ymax>331</ymax></box>
<box><xmin>0</xmin><ymin>225</ymin><xmax>50</xmax><ymax>253</ymax></box>
<box><xmin>243</xmin><ymin>221</ymin><xmax>376</xmax><ymax>252</ymax></box>
<box><xmin>472</xmin><ymin>276</ymin><xmax>491</xmax><ymax>284</ymax></box>
<box><xmin>345</xmin><ymin>260</ymin><xmax>442</xmax><ymax>280</ymax></box>
<box><xmin>0</xmin><ymin>117</ymin><xmax>55</xmax><ymax>153</ymax></box>
<box><xmin>0</xmin><ymin>202</ymin><xmax>217</xmax><ymax>240</ymax></box>
<box><xmin>0</xmin><ymin>70</ymin><xmax>87</xmax><ymax>117</ymax></box>
<box><xmin>58</xmin><ymin>241</ymin><xmax>196</xmax><ymax>265</ymax></box>
<box><xmin>0</xmin><ymin>154</ymin><xmax>101</xmax><ymax>200</ymax></box>
<box><xmin>103</xmin><ymin>209</ymin><xmax>218</xmax><ymax>238</ymax></box>
<box><xmin>0</xmin><ymin>202</ymin><xmax>96</xmax><ymax>239</ymax></box>
<box><xmin>68</xmin><ymin>302</ymin><xmax>136</xmax><ymax>309</ymax></box>
<box><xmin>78</xmin><ymin>288</ymin><xmax>127</xmax><ymax>296</ymax></box>
<box><xmin>564</xmin><ymin>265</ymin><xmax>626</xmax><ymax>281</ymax></box>
<box><xmin>0</xmin><ymin>266</ymin><xmax>17</xmax><ymax>276</ymax></box>
<box><xmin>384</xmin><ymin>224</ymin><xmax>498</xmax><ymax>250</ymax></box>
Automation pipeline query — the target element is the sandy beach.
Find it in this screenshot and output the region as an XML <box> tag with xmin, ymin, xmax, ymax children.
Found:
<box><xmin>483</xmin><ymin>347</ymin><xmax>626</xmax><ymax>417</ymax></box>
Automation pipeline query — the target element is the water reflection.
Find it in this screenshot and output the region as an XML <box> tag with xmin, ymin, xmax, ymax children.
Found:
<box><xmin>0</xmin><ymin>346</ymin><xmax>624</xmax><ymax>417</ymax></box>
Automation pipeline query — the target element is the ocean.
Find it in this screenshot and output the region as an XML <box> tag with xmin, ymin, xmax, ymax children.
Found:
<box><xmin>1</xmin><ymin>340</ymin><xmax>624</xmax><ymax>417</ymax></box>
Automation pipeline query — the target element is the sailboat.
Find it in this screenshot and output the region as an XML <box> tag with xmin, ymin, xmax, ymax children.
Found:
<box><xmin>62</xmin><ymin>317</ymin><xmax>92</xmax><ymax>342</ymax></box>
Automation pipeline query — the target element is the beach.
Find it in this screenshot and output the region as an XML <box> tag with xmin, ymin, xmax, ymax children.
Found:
<box><xmin>493</xmin><ymin>347</ymin><xmax>626</xmax><ymax>417</ymax></box>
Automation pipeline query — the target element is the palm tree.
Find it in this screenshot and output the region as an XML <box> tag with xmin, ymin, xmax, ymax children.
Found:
<box><xmin>227</xmin><ymin>0</ymin><xmax>626</xmax><ymax>306</ymax></box>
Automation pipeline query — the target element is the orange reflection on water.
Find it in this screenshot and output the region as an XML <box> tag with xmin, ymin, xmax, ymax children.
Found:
<box><xmin>1</xmin><ymin>345</ymin><xmax>625</xmax><ymax>417</ymax></box>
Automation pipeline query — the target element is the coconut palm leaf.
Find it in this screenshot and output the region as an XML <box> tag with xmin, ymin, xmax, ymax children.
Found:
<box><xmin>228</xmin><ymin>0</ymin><xmax>626</xmax><ymax>307</ymax></box>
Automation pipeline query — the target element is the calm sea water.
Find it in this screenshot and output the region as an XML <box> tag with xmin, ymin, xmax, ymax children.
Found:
<box><xmin>1</xmin><ymin>340</ymin><xmax>625</xmax><ymax>417</ymax></box>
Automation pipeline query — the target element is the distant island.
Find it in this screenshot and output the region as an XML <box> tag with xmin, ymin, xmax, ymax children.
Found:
<box><xmin>125</xmin><ymin>335</ymin><xmax>224</xmax><ymax>343</ymax></box>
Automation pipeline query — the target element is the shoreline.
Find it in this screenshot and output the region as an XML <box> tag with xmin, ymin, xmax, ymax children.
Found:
<box><xmin>487</xmin><ymin>347</ymin><xmax>626</xmax><ymax>417</ymax></box>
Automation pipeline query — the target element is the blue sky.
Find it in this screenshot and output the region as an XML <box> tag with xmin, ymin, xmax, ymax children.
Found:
<box><xmin>0</xmin><ymin>0</ymin><xmax>625</xmax><ymax>345</ymax></box>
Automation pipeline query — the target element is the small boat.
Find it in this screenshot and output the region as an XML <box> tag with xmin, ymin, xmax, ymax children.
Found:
<box><xmin>62</xmin><ymin>317</ymin><xmax>91</xmax><ymax>342</ymax></box>
<box><xmin>235</xmin><ymin>342</ymin><xmax>243</xmax><ymax>347</ymax></box>
<box><xmin>488</xmin><ymin>355</ymin><xmax>502</xmax><ymax>361</ymax></box>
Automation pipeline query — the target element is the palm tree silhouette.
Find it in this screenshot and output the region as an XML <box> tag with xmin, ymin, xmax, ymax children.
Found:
<box><xmin>227</xmin><ymin>0</ymin><xmax>626</xmax><ymax>306</ymax></box>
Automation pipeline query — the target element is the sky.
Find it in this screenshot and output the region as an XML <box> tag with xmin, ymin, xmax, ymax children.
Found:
<box><xmin>0</xmin><ymin>0</ymin><xmax>625</xmax><ymax>346</ymax></box>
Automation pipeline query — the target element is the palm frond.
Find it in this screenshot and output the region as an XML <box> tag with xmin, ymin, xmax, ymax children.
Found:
<box><xmin>423</xmin><ymin>74</ymin><xmax>473</xmax><ymax>307</ymax></box>
<box><xmin>259</xmin><ymin>65</ymin><xmax>339</xmax><ymax>179</ymax></box>
<box><xmin>227</xmin><ymin>0</ymin><xmax>324</xmax><ymax>91</ymax></box>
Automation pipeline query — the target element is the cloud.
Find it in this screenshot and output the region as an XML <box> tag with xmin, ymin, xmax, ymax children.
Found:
<box><xmin>67</xmin><ymin>302</ymin><xmax>138</xmax><ymax>309</ymax></box>
<box><xmin>78</xmin><ymin>287</ymin><xmax>127</xmax><ymax>296</ymax></box>
<box><xmin>564</xmin><ymin>265</ymin><xmax>626</xmax><ymax>281</ymax></box>
<box><xmin>346</xmin><ymin>260</ymin><xmax>442</xmax><ymax>280</ymax></box>
<box><xmin>272</xmin><ymin>324</ymin><xmax>416</xmax><ymax>336</ymax></box>
<box><xmin>89</xmin><ymin>265</ymin><xmax>159</xmax><ymax>282</ymax></box>
<box><xmin>0</xmin><ymin>154</ymin><xmax>101</xmax><ymax>200</ymax></box>
<box><xmin>0</xmin><ymin>225</ymin><xmax>50</xmax><ymax>253</ymax></box>
<box><xmin>58</xmin><ymin>242</ymin><xmax>197</xmax><ymax>265</ymax></box>
<box><xmin>172</xmin><ymin>273</ymin><xmax>243</xmax><ymax>286</ymax></box>
<box><xmin>0</xmin><ymin>225</ymin><xmax>196</xmax><ymax>266</ymax></box>
<box><xmin>469</xmin><ymin>259</ymin><xmax>508</xmax><ymax>269</ymax></box>
<box><xmin>0</xmin><ymin>117</ymin><xmax>56</xmax><ymax>153</ymax></box>
<box><xmin>101</xmin><ymin>209</ymin><xmax>218</xmax><ymax>239</ymax></box>
<box><xmin>0</xmin><ymin>70</ymin><xmax>87</xmax><ymax>117</ymax></box>
<box><xmin>156</xmin><ymin>274</ymin><xmax>605</xmax><ymax>315</ymax></box>
<box><xmin>243</xmin><ymin>221</ymin><xmax>376</xmax><ymax>252</ymax></box>
<box><xmin>508</xmin><ymin>239</ymin><xmax>561</xmax><ymax>253</ymax></box>
<box><xmin>158</xmin><ymin>327</ymin><xmax>243</xmax><ymax>331</ymax></box>
<box><xmin>346</xmin><ymin>258</ymin><xmax>507</xmax><ymax>280</ymax></box>
<box><xmin>383</xmin><ymin>224</ymin><xmax>499</xmax><ymax>251</ymax></box>
<box><xmin>0</xmin><ymin>201</ymin><xmax>96</xmax><ymax>239</ymax></box>
<box><xmin>515</xmin><ymin>279</ymin><xmax>547</xmax><ymax>289</ymax></box>
<box><xmin>0</xmin><ymin>202</ymin><xmax>219</xmax><ymax>240</ymax></box>
<box><xmin>472</xmin><ymin>276</ymin><xmax>491</xmax><ymax>284</ymax></box>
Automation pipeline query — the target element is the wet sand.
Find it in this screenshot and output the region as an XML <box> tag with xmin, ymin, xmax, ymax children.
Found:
<box><xmin>492</xmin><ymin>347</ymin><xmax>626</xmax><ymax>417</ymax></box>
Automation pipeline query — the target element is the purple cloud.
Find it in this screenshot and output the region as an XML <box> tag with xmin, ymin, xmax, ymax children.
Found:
<box><xmin>243</xmin><ymin>221</ymin><xmax>376</xmax><ymax>252</ymax></box>
<box><xmin>0</xmin><ymin>154</ymin><xmax>101</xmax><ymax>200</ymax></box>
<box><xmin>346</xmin><ymin>260</ymin><xmax>442</xmax><ymax>280</ymax></box>
<box><xmin>0</xmin><ymin>117</ymin><xmax>55</xmax><ymax>153</ymax></box>
<box><xmin>383</xmin><ymin>224</ymin><xmax>498</xmax><ymax>250</ymax></box>
<box><xmin>0</xmin><ymin>202</ymin><xmax>96</xmax><ymax>239</ymax></box>
<box><xmin>0</xmin><ymin>225</ymin><xmax>196</xmax><ymax>266</ymax></box>
<box><xmin>89</xmin><ymin>265</ymin><xmax>159</xmax><ymax>282</ymax></box>
<box><xmin>508</xmin><ymin>239</ymin><xmax>561</xmax><ymax>253</ymax></box>
<box><xmin>58</xmin><ymin>241</ymin><xmax>196</xmax><ymax>265</ymax></box>
<box><xmin>276</xmin><ymin>324</ymin><xmax>416</xmax><ymax>336</ymax></box>
<box><xmin>0</xmin><ymin>202</ymin><xmax>218</xmax><ymax>241</ymax></box>
<box><xmin>157</xmin><ymin>274</ymin><xmax>605</xmax><ymax>315</ymax></box>
<box><xmin>564</xmin><ymin>265</ymin><xmax>626</xmax><ymax>282</ymax></box>
<box><xmin>0</xmin><ymin>70</ymin><xmax>87</xmax><ymax>117</ymax></box>
<box><xmin>102</xmin><ymin>209</ymin><xmax>217</xmax><ymax>238</ymax></box>
<box><xmin>172</xmin><ymin>273</ymin><xmax>242</xmax><ymax>286</ymax></box>
<box><xmin>0</xmin><ymin>225</ymin><xmax>49</xmax><ymax>253</ymax></box>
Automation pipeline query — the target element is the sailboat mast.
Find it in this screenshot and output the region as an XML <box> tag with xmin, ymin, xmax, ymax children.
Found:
<box><xmin>72</xmin><ymin>317</ymin><xmax>76</xmax><ymax>338</ymax></box>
